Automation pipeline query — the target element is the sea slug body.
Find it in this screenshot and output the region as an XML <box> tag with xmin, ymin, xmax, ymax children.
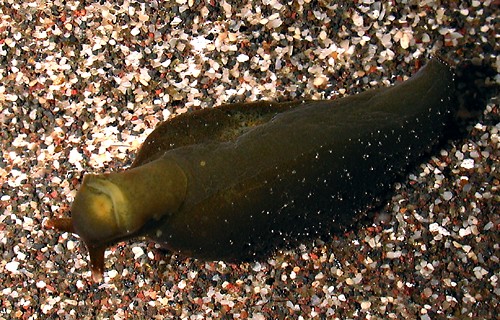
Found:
<box><xmin>46</xmin><ymin>59</ymin><xmax>457</xmax><ymax>281</ymax></box>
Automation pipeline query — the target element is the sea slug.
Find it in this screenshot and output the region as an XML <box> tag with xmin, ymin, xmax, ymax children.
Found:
<box><xmin>46</xmin><ymin>58</ymin><xmax>457</xmax><ymax>281</ymax></box>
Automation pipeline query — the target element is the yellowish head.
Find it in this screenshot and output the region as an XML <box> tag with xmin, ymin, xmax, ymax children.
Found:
<box><xmin>71</xmin><ymin>174</ymin><xmax>130</xmax><ymax>246</ymax></box>
<box><xmin>45</xmin><ymin>157</ymin><xmax>188</xmax><ymax>281</ymax></box>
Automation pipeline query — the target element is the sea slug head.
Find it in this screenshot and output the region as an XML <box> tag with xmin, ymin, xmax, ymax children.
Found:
<box><xmin>45</xmin><ymin>158</ymin><xmax>188</xmax><ymax>281</ymax></box>
<box><xmin>45</xmin><ymin>174</ymin><xmax>130</xmax><ymax>282</ymax></box>
<box><xmin>72</xmin><ymin>174</ymin><xmax>131</xmax><ymax>245</ymax></box>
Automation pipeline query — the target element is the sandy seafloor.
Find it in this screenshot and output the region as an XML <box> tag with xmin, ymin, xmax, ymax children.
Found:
<box><xmin>0</xmin><ymin>0</ymin><xmax>499</xmax><ymax>319</ymax></box>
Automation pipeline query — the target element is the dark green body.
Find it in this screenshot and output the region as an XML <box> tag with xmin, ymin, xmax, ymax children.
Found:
<box><xmin>134</xmin><ymin>59</ymin><xmax>456</xmax><ymax>260</ymax></box>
